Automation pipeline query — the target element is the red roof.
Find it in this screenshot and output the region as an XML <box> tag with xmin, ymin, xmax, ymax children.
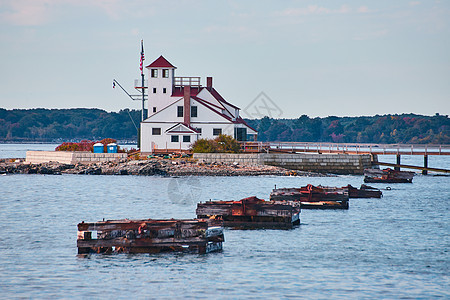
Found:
<box><xmin>146</xmin><ymin>55</ymin><xmax>176</xmax><ymax>68</ymax></box>
<box><xmin>171</xmin><ymin>86</ymin><xmax>202</xmax><ymax>97</ymax></box>
<box><xmin>210</xmin><ymin>88</ymin><xmax>240</xmax><ymax>110</ymax></box>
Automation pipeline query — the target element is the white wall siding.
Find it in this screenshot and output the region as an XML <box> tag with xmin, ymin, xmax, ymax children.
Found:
<box><xmin>147</xmin><ymin>67</ymin><xmax>176</xmax><ymax>116</ymax></box>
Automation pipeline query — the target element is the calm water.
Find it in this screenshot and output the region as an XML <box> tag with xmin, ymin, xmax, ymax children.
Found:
<box><xmin>0</xmin><ymin>145</ymin><xmax>449</xmax><ymax>299</ymax></box>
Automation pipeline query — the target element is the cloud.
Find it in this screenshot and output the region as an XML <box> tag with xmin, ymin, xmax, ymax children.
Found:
<box><xmin>357</xmin><ymin>6</ymin><xmax>370</xmax><ymax>13</ymax></box>
<box><xmin>409</xmin><ymin>1</ymin><xmax>421</xmax><ymax>6</ymax></box>
<box><xmin>0</xmin><ymin>0</ymin><xmax>54</xmax><ymax>26</ymax></box>
<box><xmin>0</xmin><ymin>0</ymin><xmax>126</xmax><ymax>26</ymax></box>
<box><xmin>277</xmin><ymin>5</ymin><xmax>370</xmax><ymax>17</ymax></box>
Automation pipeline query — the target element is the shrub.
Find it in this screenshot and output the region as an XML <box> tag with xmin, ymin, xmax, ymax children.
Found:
<box><xmin>190</xmin><ymin>134</ymin><xmax>241</xmax><ymax>153</ymax></box>
<box><xmin>55</xmin><ymin>138</ymin><xmax>118</xmax><ymax>152</ymax></box>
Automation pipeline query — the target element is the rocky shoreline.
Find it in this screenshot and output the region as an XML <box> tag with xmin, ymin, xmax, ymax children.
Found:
<box><xmin>0</xmin><ymin>158</ymin><xmax>326</xmax><ymax>177</ymax></box>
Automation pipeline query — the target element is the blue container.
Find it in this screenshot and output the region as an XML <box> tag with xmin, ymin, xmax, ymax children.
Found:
<box><xmin>107</xmin><ymin>143</ymin><xmax>118</xmax><ymax>153</ymax></box>
<box><xmin>93</xmin><ymin>143</ymin><xmax>104</xmax><ymax>153</ymax></box>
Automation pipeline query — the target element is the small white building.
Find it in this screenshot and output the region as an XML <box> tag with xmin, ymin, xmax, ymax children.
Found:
<box><xmin>140</xmin><ymin>55</ymin><xmax>257</xmax><ymax>154</ymax></box>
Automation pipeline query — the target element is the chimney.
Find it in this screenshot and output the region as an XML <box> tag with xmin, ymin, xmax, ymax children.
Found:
<box><xmin>207</xmin><ymin>77</ymin><xmax>213</xmax><ymax>89</ymax></box>
<box><xmin>184</xmin><ymin>85</ymin><xmax>190</xmax><ymax>126</ymax></box>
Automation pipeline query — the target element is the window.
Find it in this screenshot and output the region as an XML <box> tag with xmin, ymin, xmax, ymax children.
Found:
<box><xmin>163</xmin><ymin>69</ymin><xmax>169</xmax><ymax>78</ymax></box>
<box><xmin>171</xmin><ymin>135</ymin><xmax>179</xmax><ymax>142</ymax></box>
<box><xmin>191</xmin><ymin>106</ymin><xmax>197</xmax><ymax>118</ymax></box>
<box><xmin>151</xmin><ymin>69</ymin><xmax>158</xmax><ymax>78</ymax></box>
<box><xmin>163</xmin><ymin>88</ymin><xmax>167</xmax><ymax>94</ymax></box>
<box><xmin>195</xmin><ymin>127</ymin><xmax>202</xmax><ymax>134</ymax></box>
<box><xmin>152</xmin><ymin>128</ymin><xmax>161</xmax><ymax>135</ymax></box>
<box><xmin>213</xmin><ymin>128</ymin><xmax>222</xmax><ymax>136</ymax></box>
<box><xmin>183</xmin><ymin>135</ymin><xmax>190</xmax><ymax>143</ymax></box>
<box><xmin>234</xmin><ymin>128</ymin><xmax>247</xmax><ymax>141</ymax></box>
<box><xmin>153</xmin><ymin>107</ymin><xmax>157</xmax><ymax>113</ymax></box>
<box><xmin>153</xmin><ymin>88</ymin><xmax>156</xmax><ymax>94</ymax></box>
<box><xmin>177</xmin><ymin>106</ymin><xmax>183</xmax><ymax>117</ymax></box>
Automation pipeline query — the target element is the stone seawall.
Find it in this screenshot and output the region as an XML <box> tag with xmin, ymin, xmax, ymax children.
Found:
<box><xmin>26</xmin><ymin>151</ymin><xmax>127</xmax><ymax>164</ymax></box>
<box><xmin>193</xmin><ymin>153</ymin><xmax>372</xmax><ymax>175</ymax></box>
<box><xmin>193</xmin><ymin>153</ymin><xmax>261</xmax><ymax>166</ymax></box>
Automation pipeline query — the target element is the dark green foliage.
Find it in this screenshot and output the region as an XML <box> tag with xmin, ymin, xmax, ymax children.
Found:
<box><xmin>191</xmin><ymin>134</ymin><xmax>241</xmax><ymax>153</ymax></box>
<box><xmin>0</xmin><ymin>108</ymin><xmax>139</xmax><ymax>142</ymax></box>
<box><xmin>245</xmin><ymin>114</ymin><xmax>450</xmax><ymax>144</ymax></box>
<box><xmin>190</xmin><ymin>138</ymin><xmax>217</xmax><ymax>153</ymax></box>
<box><xmin>0</xmin><ymin>108</ymin><xmax>448</xmax><ymax>144</ymax></box>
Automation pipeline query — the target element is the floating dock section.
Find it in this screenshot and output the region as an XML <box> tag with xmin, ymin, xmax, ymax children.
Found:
<box><xmin>346</xmin><ymin>184</ymin><xmax>382</xmax><ymax>198</ymax></box>
<box><xmin>364</xmin><ymin>168</ymin><xmax>414</xmax><ymax>183</ymax></box>
<box><xmin>196</xmin><ymin>196</ymin><xmax>301</xmax><ymax>229</ymax></box>
<box><xmin>77</xmin><ymin>219</ymin><xmax>224</xmax><ymax>254</ymax></box>
<box><xmin>270</xmin><ymin>184</ymin><xmax>349</xmax><ymax>209</ymax></box>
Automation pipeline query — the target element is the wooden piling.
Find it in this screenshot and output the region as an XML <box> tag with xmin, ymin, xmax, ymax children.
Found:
<box><xmin>422</xmin><ymin>155</ymin><xmax>428</xmax><ymax>175</ymax></box>
<box><xmin>395</xmin><ymin>155</ymin><xmax>401</xmax><ymax>171</ymax></box>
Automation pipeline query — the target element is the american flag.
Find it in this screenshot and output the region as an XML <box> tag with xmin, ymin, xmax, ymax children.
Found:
<box><xmin>139</xmin><ymin>40</ymin><xmax>144</xmax><ymax>74</ymax></box>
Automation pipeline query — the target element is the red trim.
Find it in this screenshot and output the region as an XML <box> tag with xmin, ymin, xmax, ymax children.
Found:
<box><xmin>191</xmin><ymin>96</ymin><xmax>223</xmax><ymax>110</ymax></box>
<box><xmin>193</xmin><ymin>97</ymin><xmax>257</xmax><ymax>133</ymax></box>
<box><xmin>168</xmin><ymin>131</ymin><xmax>197</xmax><ymax>134</ymax></box>
<box><xmin>210</xmin><ymin>88</ymin><xmax>240</xmax><ymax>110</ymax></box>
<box><xmin>165</xmin><ymin>122</ymin><xmax>200</xmax><ymax>134</ymax></box>
<box><xmin>236</xmin><ymin>117</ymin><xmax>257</xmax><ymax>132</ymax></box>
<box><xmin>194</xmin><ymin>98</ymin><xmax>234</xmax><ymax>123</ymax></box>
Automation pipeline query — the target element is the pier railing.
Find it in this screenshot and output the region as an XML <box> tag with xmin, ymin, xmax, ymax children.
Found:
<box><xmin>240</xmin><ymin>142</ymin><xmax>450</xmax><ymax>156</ymax></box>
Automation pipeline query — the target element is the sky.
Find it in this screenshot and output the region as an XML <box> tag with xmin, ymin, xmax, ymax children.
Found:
<box><xmin>0</xmin><ymin>0</ymin><xmax>449</xmax><ymax>119</ymax></box>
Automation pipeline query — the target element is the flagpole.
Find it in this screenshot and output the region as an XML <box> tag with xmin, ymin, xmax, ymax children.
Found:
<box><xmin>140</xmin><ymin>40</ymin><xmax>146</xmax><ymax>122</ymax></box>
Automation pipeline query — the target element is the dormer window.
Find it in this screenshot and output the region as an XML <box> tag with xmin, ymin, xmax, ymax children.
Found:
<box><xmin>151</xmin><ymin>69</ymin><xmax>158</xmax><ymax>78</ymax></box>
<box><xmin>162</xmin><ymin>69</ymin><xmax>169</xmax><ymax>78</ymax></box>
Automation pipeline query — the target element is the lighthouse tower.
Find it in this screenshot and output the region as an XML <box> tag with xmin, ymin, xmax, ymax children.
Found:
<box><xmin>145</xmin><ymin>55</ymin><xmax>177</xmax><ymax>115</ymax></box>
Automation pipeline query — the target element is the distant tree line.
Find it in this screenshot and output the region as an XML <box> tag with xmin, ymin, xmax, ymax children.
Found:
<box><xmin>0</xmin><ymin>108</ymin><xmax>140</xmax><ymax>142</ymax></box>
<box><xmin>245</xmin><ymin>114</ymin><xmax>450</xmax><ymax>144</ymax></box>
<box><xmin>0</xmin><ymin>108</ymin><xmax>449</xmax><ymax>144</ymax></box>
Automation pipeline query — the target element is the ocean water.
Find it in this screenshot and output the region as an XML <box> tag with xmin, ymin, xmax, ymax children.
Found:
<box><xmin>0</xmin><ymin>144</ymin><xmax>449</xmax><ymax>299</ymax></box>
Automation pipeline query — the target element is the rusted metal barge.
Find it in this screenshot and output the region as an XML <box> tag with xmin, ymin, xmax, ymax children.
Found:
<box><xmin>364</xmin><ymin>168</ymin><xmax>414</xmax><ymax>183</ymax></box>
<box><xmin>270</xmin><ymin>184</ymin><xmax>349</xmax><ymax>209</ymax></box>
<box><xmin>196</xmin><ymin>196</ymin><xmax>301</xmax><ymax>229</ymax></box>
<box><xmin>346</xmin><ymin>184</ymin><xmax>382</xmax><ymax>198</ymax></box>
<box><xmin>77</xmin><ymin>218</ymin><xmax>224</xmax><ymax>254</ymax></box>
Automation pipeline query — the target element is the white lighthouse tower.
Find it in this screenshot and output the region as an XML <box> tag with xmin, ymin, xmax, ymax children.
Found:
<box><xmin>145</xmin><ymin>55</ymin><xmax>177</xmax><ymax>115</ymax></box>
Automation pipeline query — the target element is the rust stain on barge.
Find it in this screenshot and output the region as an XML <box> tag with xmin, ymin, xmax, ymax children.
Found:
<box><xmin>196</xmin><ymin>196</ymin><xmax>301</xmax><ymax>229</ymax></box>
<box><xmin>77</xmin><ymin>218</ymin><xmax>224</xmax><ymax>255</ymax></box>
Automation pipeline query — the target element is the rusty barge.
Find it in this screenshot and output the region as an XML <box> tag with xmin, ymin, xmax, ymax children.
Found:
<box><xmin>364</xmin><ymin>168</ymin><xmax>414</xmax><ymax>183</ymax></box>
<box><xmin>270</xmin><ymin>184</ymin><xmax>349</xmax><ymax>209</ymax></box>
<box><xmin>196</xmin><ymin>196</ymin><xmax>301</xmax><ymax>229</ymax></box>
<box><xmin>77</xmin><ymin>218</ymin><xmax>224</xmax><ymax>254</ymax></box>
<box><xmin>346</xmin><ymin>184</ymin><xmax>383</xmax><ymax>198</ymax></box>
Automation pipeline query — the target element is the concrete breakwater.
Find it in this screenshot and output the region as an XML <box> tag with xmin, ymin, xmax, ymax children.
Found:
<box><xmin>194</xmin><ymin>153</ymin><xmax>372</xmax><ymax>175</ymax></box>
<box><xmin>1</xmin><ymin>151</ymin><xmax>370</xmax><ymax>176</ymax></box>
<box><xmin>26</xmin><ymin>151</ymin><xmax>127</xmax><ymax>164</ymax></box>
<box><xmin>0</xmin><ymin>158</ymin><xmax>323</xmax><ymax>177</ymax></box>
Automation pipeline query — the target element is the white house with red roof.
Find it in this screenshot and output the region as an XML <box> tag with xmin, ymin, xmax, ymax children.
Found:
<box><xmin>140</xmin><ymin>55</ymin><xmax>257</xmax><ymax>154</ymax></box>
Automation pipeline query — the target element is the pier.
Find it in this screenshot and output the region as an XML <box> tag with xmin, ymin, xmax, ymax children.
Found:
<box><xmin>240</xmin><ymin>142</ymin><xmax>450</xmax><ymax>174</ymax></box>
